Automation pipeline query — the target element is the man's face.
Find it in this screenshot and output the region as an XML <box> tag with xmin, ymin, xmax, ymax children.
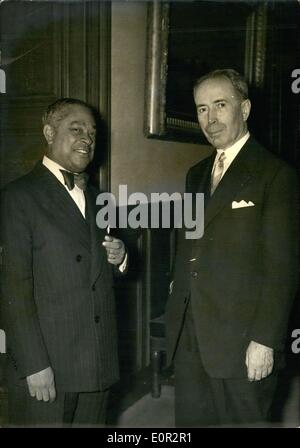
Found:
<box><xmin>44</xmin><ymin>104</ymin><xmax>96</xmax><ymax>172</ymax></box>
<box><xmin>194</xmin><ymin>77</ymin><xmax>251</xmax><ymax>149</ymax></box>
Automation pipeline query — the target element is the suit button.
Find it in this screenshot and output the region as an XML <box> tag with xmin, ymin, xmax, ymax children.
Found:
<box><xmin>94</xmin><ymin>316</ymin><xmax>100</xmax><ymax>323</ymax></box>
<box><xmin>76</xmin><ymin>254</ymin><xmax>82</xmax><ymax>262</ymax></box>
<box><xmin>92</xmin><ymin>285</ymin><xmax>96</xmax><ymax>291</ymax></box>
<box><xmin>190</xmin><ymin>271</ymin><xmax>198</xmax><ymax>278</ymax></box>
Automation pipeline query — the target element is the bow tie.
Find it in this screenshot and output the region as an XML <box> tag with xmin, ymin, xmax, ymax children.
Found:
<box><xmin>60</xmin><ymin>169</ymin><xmax>89</xmax><ymax>191</ymax></box>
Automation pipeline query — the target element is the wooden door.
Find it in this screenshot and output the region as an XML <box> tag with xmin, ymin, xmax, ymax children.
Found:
<box><xmin>0</xmin><ymin>1</ymin><xmax>111</xmax><ymax>421</ymax></box>
<box><xmin>0</xmin><ymin>1</ymin><xmax>111</xmax><ymax>190</ymax></box>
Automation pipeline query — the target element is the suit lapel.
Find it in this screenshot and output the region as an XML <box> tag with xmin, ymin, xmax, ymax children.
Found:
<box><xmin>188</xmin><ymin>153</ymin><xmax>215</xmax><ymax>233</ymax></box>
<box><xmin>32</xmin><ymin>162</ymin><xmax>90</xmax><ymax>251</ymax></box>
<box><xmin>33</xmin><ymin>162</ymin><xmax>108</xmax><ymax>284</ymax></box>
<box><xmin>189</xmin><ymin>153</ymin><xmax>214</xmax><ymax>203</ymax></box>
<box><xmin>204</xmin><ymin>139</ymin><xmax>255</xmax><ymax>228</ymax></box>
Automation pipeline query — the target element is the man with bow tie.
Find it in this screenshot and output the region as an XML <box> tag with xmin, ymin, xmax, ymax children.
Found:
<box><xmin>166</xmin><ymin>69</ymin><xmax>299</xmax><ymax>427</ymax></box>
<box><xmin>1</xmin><ymin>98</ymin><xmax>127</xmax><ymax>426</ymax></box>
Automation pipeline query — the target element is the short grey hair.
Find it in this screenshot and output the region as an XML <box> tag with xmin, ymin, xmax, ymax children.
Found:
<box><xmin>42</xmin><ymin>98</ymin><xmax>94</xmax><ymax>128</ymax></box>
<box><xmin>194</xmin><ymin>69</ymin><xmax>249</xmax><ymax>100</ymax></box>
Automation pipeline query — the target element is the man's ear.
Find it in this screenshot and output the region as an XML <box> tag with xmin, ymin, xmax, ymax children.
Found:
<box><xmin>241</xmin><ymin>99</ymin><xmax>251</xmax><ymax>122</ymax></box>
<box><xmin>43</xmin><ymin>125</ymin><xmax>55</xmax><ymax>144</ymax></box>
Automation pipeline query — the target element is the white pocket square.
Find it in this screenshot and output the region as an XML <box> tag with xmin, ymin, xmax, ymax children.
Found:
<box><xmin>232</xmin><ymin>200</ymin><xmax>255</xmax><ymax>209</ymax></box>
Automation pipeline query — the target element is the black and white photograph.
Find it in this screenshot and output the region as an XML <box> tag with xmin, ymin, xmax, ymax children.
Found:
<box><xmin>0</xmin><ymin>0</ymin><xmax>299</xmax><ymax>433</ymax></box>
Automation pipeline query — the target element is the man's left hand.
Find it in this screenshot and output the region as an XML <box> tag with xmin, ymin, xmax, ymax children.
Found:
<box><xmin>102</xmin><ymin>236</ymin><xmax>125</xmax><ymax>265</ymax></box>
<box><xmin>245</xmin><ymin>340</ymin><xmax>274</xmax><ymax>382</ymax></box>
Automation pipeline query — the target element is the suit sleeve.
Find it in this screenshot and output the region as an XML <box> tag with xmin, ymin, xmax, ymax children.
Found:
<box><xmin>169</xmin><ymin>168</ymin><xmax>193</xmax><ymax>284</ymax></box>
<box><xmin>1</xmin><ymin>187</ymin><xmax>50</xmax><ymax>378</ymax></box>
<box><xmin>249</xmin><ymin>164</ymin><xmax>299</xmax><ymax>350</ymax></box>
<box><xmin>113</xmin><ymin>251</ymin><xmax>129</xmax><ymax>277</ymax></box>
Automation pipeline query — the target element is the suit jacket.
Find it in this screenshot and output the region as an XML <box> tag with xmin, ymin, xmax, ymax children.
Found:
<box><xmin>166</xmin><ymin>137</ymin><xmax>299</xmax><ymax>378</ymax></box>
<box><xmin>0</xmin><ymin>162</ymin><xmax>119</xmax><ymax>392</ymax></box>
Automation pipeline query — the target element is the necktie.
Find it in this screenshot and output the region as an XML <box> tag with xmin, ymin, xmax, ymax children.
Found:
<box><xmin>60</xmin><ymin>169</ymin><xmax>89</xmax><ymax>191</ymax></box>
<box><xmin>210</xmin><ymin>151</ymin><xmax>226</xmax><ymax>195</ymax></box>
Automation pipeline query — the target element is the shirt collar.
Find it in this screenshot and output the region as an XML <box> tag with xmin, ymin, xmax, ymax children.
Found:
<box><xmin>42</xmin><ymin>155</ymin><xmax>68</xmax><ymax>186</ymax></box>
<box><xmin>216</xmin><ymin>132</ymin><xmax>250</xmax><ymax>161</ymax></box>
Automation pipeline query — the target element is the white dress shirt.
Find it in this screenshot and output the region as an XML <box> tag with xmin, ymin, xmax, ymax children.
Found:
<box><xmin>42</xmin><ymin>155</ymin><xmax>127</xmax><ymax>272</ymax></box>
<box><xmin>211</xmin><ymin>132</ymin><xmax>250</xmax><ymax>181</ymax></box>
<box><xmin>43</xmin><ymin>155</ymin><xmax>86</xmax><ymax>218</ymax></box>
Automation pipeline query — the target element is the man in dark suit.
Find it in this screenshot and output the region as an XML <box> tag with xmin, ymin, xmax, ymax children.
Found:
<box><xmin>166</xmin><ymin>69</ymin><xmax>299</xmax><ymax>427</ymax></box>
<box><xmin>1</xmin><ymin>98</ymin><xmax>127</xmax><ymax>427</ymax></box>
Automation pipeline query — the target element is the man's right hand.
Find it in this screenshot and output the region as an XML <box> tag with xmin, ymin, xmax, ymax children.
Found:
<box><xmin>26</xmin><ymin>366</ymin><xmax>56</xmax><ymax>402</ymax></box>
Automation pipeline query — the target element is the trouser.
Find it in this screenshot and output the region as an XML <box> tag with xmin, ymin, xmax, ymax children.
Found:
<box><xmin>174</xmin><ymin>304</ymin><xmax>278</xmax><ymax>427</ymax></box>
<box><xmin>7</xmin><ymin>382</ymin><xmax>109</xmax><ymax>427</ymax></box>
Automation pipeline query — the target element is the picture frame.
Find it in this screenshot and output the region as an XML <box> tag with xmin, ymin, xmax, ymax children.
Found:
<box><xmin>144</xmin><ymin>1</ymin><xmax>268</xmax><ymax>144</ymax></box>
